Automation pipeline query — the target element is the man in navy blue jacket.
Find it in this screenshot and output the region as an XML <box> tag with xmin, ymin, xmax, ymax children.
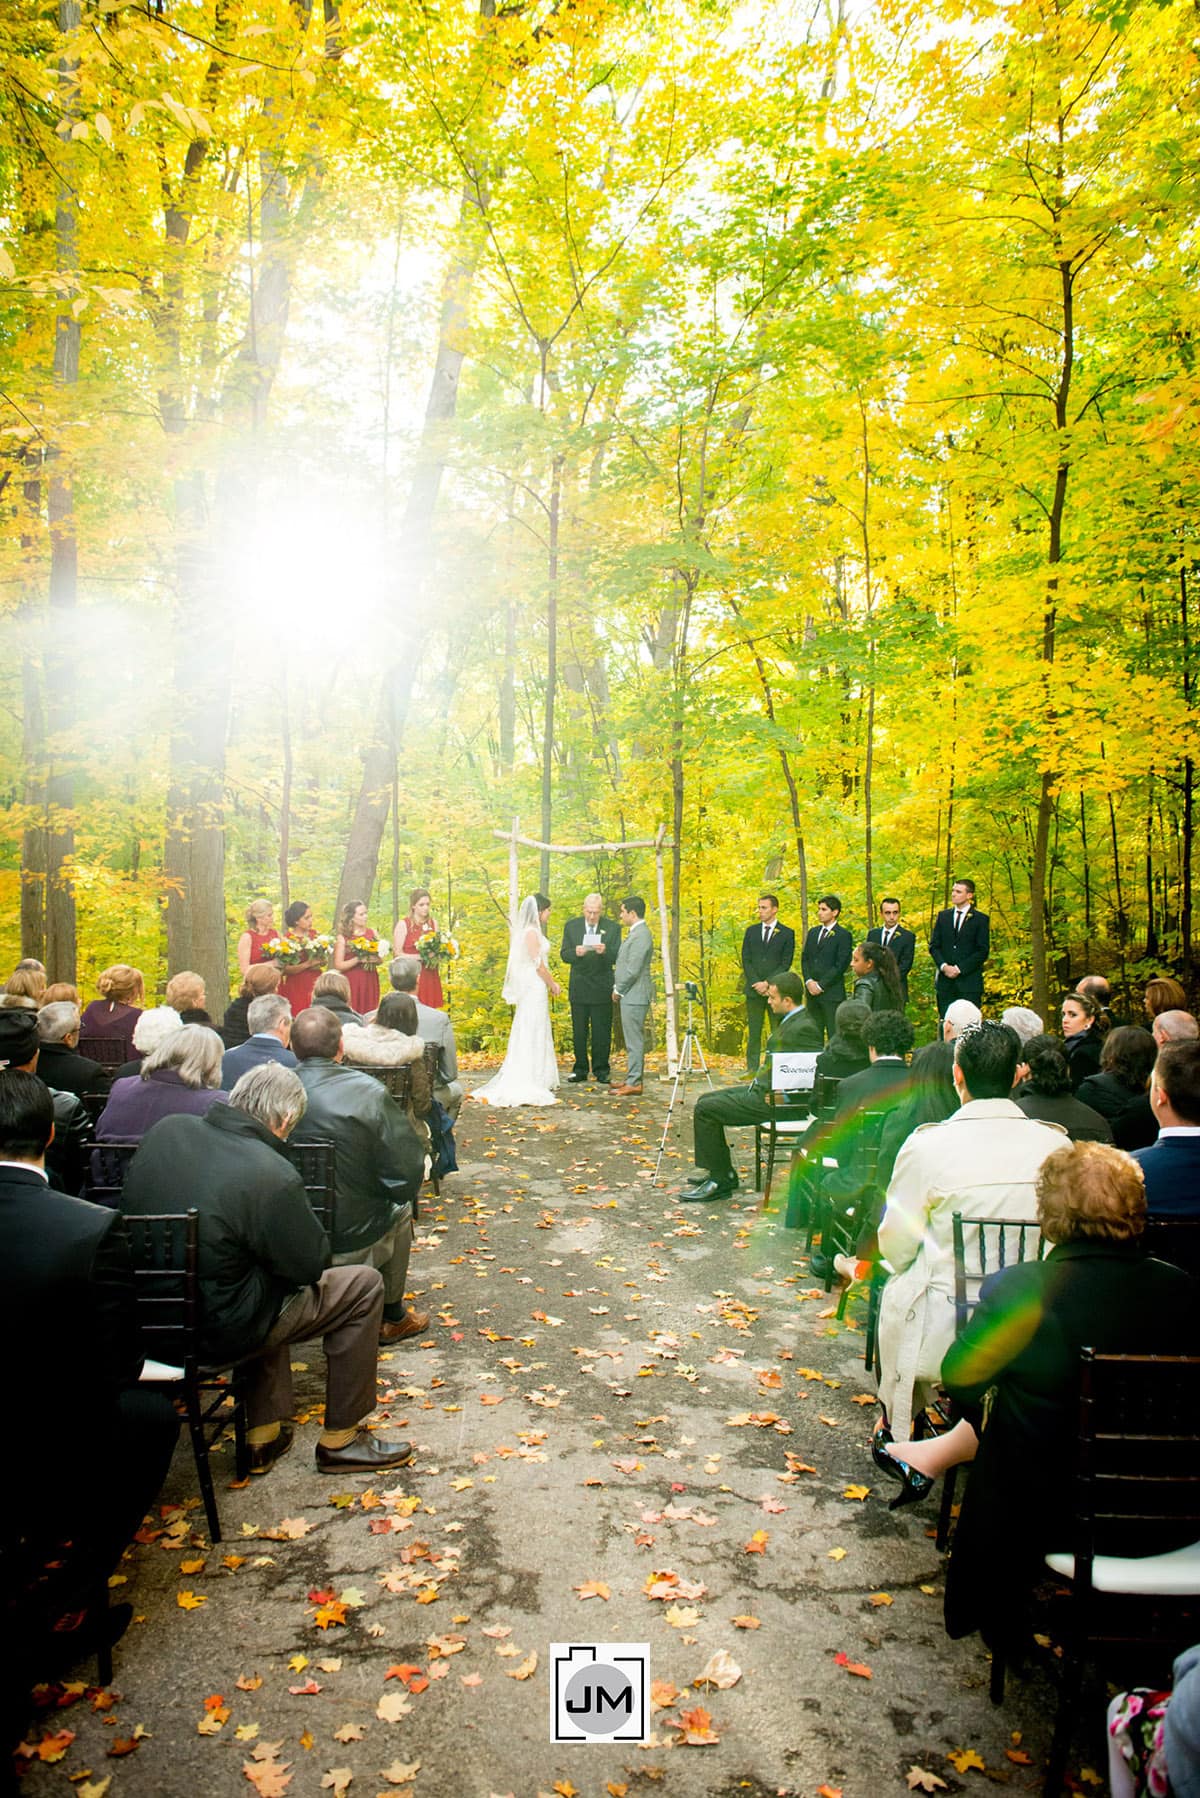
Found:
<box><xmin>220</xmin><ymin>994</ymin><xmax>298</xmax><ymax>1089</ymax></box>
<box><xmin>1134</xmin><ymin>1039</ymin><xmax>1200</xmax><ymax>1217</ymax></box>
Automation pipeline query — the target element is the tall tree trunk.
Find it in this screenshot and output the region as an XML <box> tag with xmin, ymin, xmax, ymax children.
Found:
<box><xmin>540</xmin><ymin>453</ymin><xmax>562</xmax><ymax>891</ymax></box>
<box><xmin>19</xmin><ymin>450</ymin><xmax>45</xmax><ymax>962</ymax></box>
<box><xmin>1181</xmin><ymin>559</ymin><xmax>1194</xmax><ymax>979</ymax></box>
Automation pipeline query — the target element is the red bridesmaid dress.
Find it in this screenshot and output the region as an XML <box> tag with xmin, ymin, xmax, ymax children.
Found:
<box><xmin>342</xmin><ymin>930</ymin><xmax>382</xmax><ymax>1016</ymax></box>
<box><xmin>246</xmin><ymin>929</ymin><xmax>275</xmax><ymax>966</ymax></box>
<box><xmin>279</xmin><ymin>929</ymin><xmax>321</xmax><ymax>1014</ymax></box>
<box><xmin>402</xmin><ymin>918</ymin><xmax>444</xmax><ymax>1009</ymax></box>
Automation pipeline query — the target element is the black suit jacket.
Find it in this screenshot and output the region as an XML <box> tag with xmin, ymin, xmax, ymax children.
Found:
<box><xmin>866</xmin><ymin>925</ymin><xmax>916</xmax><ymax>1000</ymax></box>
<box><xmin>748</xmin><ymin>1003</ymin><xmax>823</xmax><ymax>1097</ymax></box>
<box><xmin>0</xmin><ymin>1168</ymin><xmax>143</xmax><ymax>1463</ymax></box>
<box><xmin>1133</xmin><ymin>1134</ymin><xmax>1200</xmax><ymax>1218</ymax></box>
<box><xmin>740</xmin><ymin>921</ymin><xmax>796</xmax><ymax>997</ymax></box>
<box><xmin>928</xmin><ymin>906</ymin><xmax>990</xmax><ymax>1002</ymax></box>
<box><xmin>560</xmin><ymin>916</ymin><xmax>620</xmax><ymax>1003</ymax></box>
<box><xmin>800</xmin><ymin>923</ymin><xmax>853</xmax><ymax>998</ymax></box>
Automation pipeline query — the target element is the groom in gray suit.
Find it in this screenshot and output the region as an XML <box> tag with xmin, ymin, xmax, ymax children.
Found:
<box><xmin>612</xmin><ymin>896</ymin><xmax>653</xmax><ymax>1095</ymax></box>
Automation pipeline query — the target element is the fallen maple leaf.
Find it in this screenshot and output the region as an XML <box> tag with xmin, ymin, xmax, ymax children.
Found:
<box><xmin>946</xmin><ymin>1748</ymin><xmax>986</xmax><ymax>1774</ymax></box>
<box><xmin>744</xmin><ymin>1530</ymin><xmax>769</xmax><ymax>1554</ymax></box>
<box><xmin>649</xmin><ymin>1680</ymin><xmax>679</xmax><ymax>1710</ymax></box>
<box><xmin>664</xmin><ymin>1603</ymin><xmax>701</xmax><ymax>1628</ymax></box>
<box><xmin>319</xmin><ymin>1772</ymin><xmax>353</xmax><ymax>1797</ymax></box>
<box><xmin>180</xmin><ymin>1557</ymin><xmax>206</xmax><ymax>1574</ymax></box>
<box><xmin>731</xmin><ymin>1614</ymin><xmax>761</xmax><ymax>1629</ymax></box>
<box><xmin>287</xmin><ymin>1680</ymin><xmax>322</xmax><ymax>1697</ymax></box>
<box><xmin>332</xmin><ymin>1724</ymin><xmax>365</xmax><ymax>1743</ymax></box>
<box><xmin>460</xmin><ymin>1672</ymin><xmax>483</xmax><ymax>1688</ymax></box>
<box><xmin>869</xmin><ymin>1592</ymin><xmax>893</xmax><ymax>1607</ymax></box>
<box><xmin>906</xmin><ymin>1768</ymin><xmax>948</xmax><ymax>1792</ymax></box>
<box><xmin>507</xmin><ymin>1650</ymin><xmax>538</xmax><ymax>1680</ymax></box>
<box><xmin>693</xmin><ymin>1649</ymin><xmax>741</xmax><ymax>1690</ymax></box>
<box><xmin>817</xmin><ymin>1787</ymin><xmax>844</xmax><ymax>1797</ymax></box>
<box><xmin>75</xmin><ymin>1780</ymin><xmax>112</xmax><ymax>1798</ymax></box>
<box><xmin>236</xmin><ymin>1674</ymin><xmax>264</xmax><ymax>1691</ymax></box>
<box><xmin>243</xmin><ymin>1757</ymin><xmax>293</xmax><ymax>1797</ymax></box>
<box><xmin>833</xmin><ymin>1652</ymin><xmax>872</xmax><ymax>1678</ymax></box>
<box><xmin>376</xmin><ymin>1692</ymin><xmax>411</xmax><ymax>1723</ymax></box>
<box><xmin>1005</xmin><ymin>1749</ymin><xmax>1033</xmax><ymax>1765</ymax></box>
<box><xmin>574</xmin><ymin>1580</ymin><xmax>610</xmax><ymax>1600</ymax></box>
<box><xmin>177</xmin><ymin>1590</ymin><xmax>207</xmax><ymax>1610</ymax></box>
<box><xmin>28</xmin><ymin>1729</ymin><xmax>75</xmax><ymax>1763</ymax></box>
<box><xmin>827</xmin><ymin>1547</ymin><xmax>847</xmax><ymax>1561</ymax></box>
<box><xmin>313</xmin><ymin>1602</ymin><xmax>348</xmax><ymax>1630</ymax></box>
<box><xmin>379</xmin><ymin>1762</ymin><xmax>422</xmax><ymax>1785</ymax></box>
<box><xmin>842</xmin><ymin>1484</ymin><xmax>871</xmax><ymax>1501</ymax></box>
<box><xmin>669</xmin><ymin>1704</ymin><xmax>720</xmax><ymax>1745</ymax></box>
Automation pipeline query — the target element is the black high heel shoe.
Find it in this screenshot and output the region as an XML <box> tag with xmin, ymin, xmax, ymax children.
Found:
<box><xmin>871</xmin><ymin>1426</ymin><xmax>906</xmax><ymax>1484</ymax></box>
<box><xmin>887</xmin><ymin>1458</ymin><xmax>935</xmax><ymax>1510</ymax></box>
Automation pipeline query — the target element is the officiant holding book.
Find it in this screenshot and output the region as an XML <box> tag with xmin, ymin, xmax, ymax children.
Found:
<box><xmin>560</xmin><ymin>893</ymin><xmax>621</xmax><ymax>1085</ymax></box>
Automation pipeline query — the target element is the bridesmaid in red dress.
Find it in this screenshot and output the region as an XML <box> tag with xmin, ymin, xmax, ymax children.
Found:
<box><xmin>279</xmin><ymin>899</ymin><xmax>322</xmax><ymax>1016</ymax></box>
<box><xmin>393</xmin><ymin>887</ymin><xmax>444</xmax><ymax>1009</ymax></box>
<box><xmin>236</xmin><ymin>900</ymin><xmax>276</xmax><ymax>978</ymax></box>
<box><xmin>334</xmin><ymin>899</ymin><xmax>383</xmax><ymax>1016</ymax></box>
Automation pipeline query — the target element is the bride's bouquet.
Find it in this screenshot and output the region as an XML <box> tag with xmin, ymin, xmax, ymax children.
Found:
<box><xmin>351</xmin><ymin>932</ymin><xmax>387</xmax><ymax>968</ymax></box>
<box><xmin>417</xmin><ymin>928</ymin><xmax>459</xmax><ymax>972</ymax></box>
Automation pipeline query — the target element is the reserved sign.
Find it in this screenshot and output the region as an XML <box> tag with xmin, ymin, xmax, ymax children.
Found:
<box><xmin>771</xmin><ymin>1051</ymin><xmax>818</xmax><ymax>1091</ymax></box>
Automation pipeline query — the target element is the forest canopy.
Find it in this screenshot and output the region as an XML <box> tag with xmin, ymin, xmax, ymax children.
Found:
<box><xmin>2</xmin><ymin>0</ymin><xmax>1198</xmax><ymax>1039</ymax></box>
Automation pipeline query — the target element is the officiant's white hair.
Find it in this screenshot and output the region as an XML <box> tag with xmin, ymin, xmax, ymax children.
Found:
<box><xmin>585</xmin><ymin>892</ymin><xmax>602</xmax><ymax>906</ymax></box>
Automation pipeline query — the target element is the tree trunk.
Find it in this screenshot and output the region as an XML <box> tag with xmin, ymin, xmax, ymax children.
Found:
<box><xmin>540</xmin><ymin>453</ymin><xmax>562</xmax><ymax>893</ymax></box>
<box><xmin>1181</xmin><ymin>559</ymin><xmax>1194</xmax><ymax>979</ymax></box>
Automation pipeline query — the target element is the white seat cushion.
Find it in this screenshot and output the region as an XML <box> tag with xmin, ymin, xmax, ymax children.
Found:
<box><xmin>1044</xmin><ymin>1539</ymin><xmax>1200</xmax><ymax>1595</ymax></box>
<box><xmin>140</xmin><ymin>1357</ymin><xmax>185</xmax><ymax>1383</ymax></box>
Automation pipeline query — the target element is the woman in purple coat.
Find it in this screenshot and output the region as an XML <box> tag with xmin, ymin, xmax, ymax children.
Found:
<box><xmin>96</xmin><ymin>1025</ymin><xmax>228</xmax><ymax>1141</ymax></box>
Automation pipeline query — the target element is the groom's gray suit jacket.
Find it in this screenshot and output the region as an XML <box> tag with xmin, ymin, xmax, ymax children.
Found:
<box><xmin>613</xmin><ymin>920</ymin><xmax>653</xmax><ymax>1006</ymax></box>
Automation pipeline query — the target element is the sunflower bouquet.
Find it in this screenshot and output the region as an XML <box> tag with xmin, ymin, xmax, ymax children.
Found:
<box><xmin>262</xmin><ymin>934</ymin><xmax>307</xmax><ymax>969</ymax></box>
<box><xmin>350</xmin><ymin>932</ymin><xmax>386</xmax><ymax>968</ymax></box>
<box><xmin>417</xmin><ymin>929</ymin><xmax>459</xmax><ymax>972</ymax></box>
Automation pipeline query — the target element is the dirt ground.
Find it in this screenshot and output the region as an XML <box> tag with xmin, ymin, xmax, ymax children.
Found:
<box><xmin>16</xmin><ymin>1075</ymin><xmax>1102</xmax><ymax>1798</ymax></box>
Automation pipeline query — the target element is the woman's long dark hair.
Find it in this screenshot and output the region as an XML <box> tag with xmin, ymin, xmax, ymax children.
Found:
<box><xmin>856</xmin><ymin>939</ymin><xmax>903</xmax><ymax>1009</ymax></box>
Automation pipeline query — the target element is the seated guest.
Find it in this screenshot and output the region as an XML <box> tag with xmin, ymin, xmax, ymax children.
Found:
<box><xmin>809</xmin><ymin>1010</ymin><xmax>916</xmax><ymax>1281</ymax></box>
<box><xmin>1076</xmin><ymin>1024</ymin><xmax>1159</xmax><ymax>1151</ymax></box>
<box><xmin>80</xmin><ymin>965</ymin><xmax>145</xmax><ymax>1058</ymax></box>
<box><xmin>220</xmin><ymin>994</ymin><xmax>297</xmax><ymax>1090</ymax></box>
<box><xmin>122</xmin><ymin>1063</ymin><xmax>415</xmax><ymax>1475</ymax></box>
<box><xmin>941</xmin><ymin>998</ymin><xmax>982</xmax><ymax>1041</ymax></box>
<box><xmin>0</xmin><ymin>1010</ymin><xmax>91</xmax><ymax>1195</ymax></box>
<box><xmin>877</xmin><ymin>1143</ymin><xmax>1196</xmax><ymax>1659</ymax></box>
<box><xmin>1000</xmin><ymin>1005</ymin><xmax>1043</xmax><ymax>1044</ymax></box>
<box><xmin>1145</xmin><ymin>975</ymin><xmax>1188</xmax><ymax>1024</ymax></box>
<box><xmin>292</xmin><ymin>1007</ymin><xmax>428</xmax><ymax>1341</ymax></box>
<box><xmin>850</xmin><ymin>941</ymin><xmax>905</xmax><ymax>1012</ymax></box>
<box><xmin>4</xmin><ymin>965</ymin><xmax>45</xmax><ymax>1009</ymax></box>
<box><xmin>1075</xmin><ymin>972</ymin><xmax>1117</xmax><ymax>1030</ymax></box>
<box><xmin>876</xmin><ymin>1038</ymin><xmax>958</xmax><ymax>1193</ymax></box>
<box><xmin>1134</xmin><ymin>1039</ymin><xmax>1200</xmax><ymax>1217</ymax></box>
<box><xmin>387</xmin><ymin>955</ymin><xmax>463</xmax><ymax>1120</ymax></box>
<box><xmin>165</xmin><ymin>969</ymin><xmax>213</xmax><ymax>1027</ymax></box>
<box><xmin>1059</xmin><ymin>989</ymin><xmax>1105</xmax><ymax>1088</ymax></box>
<box><xmin>36</xmin><ymin>1002</ymin><xmax>111</xmax><ymax>1097</ymax></box>
<box><xmin>41</xmin><ymin>982</ymin><xmax>81</xmax><ymax>1007</ymax></box>
<box><xmin>96</xmin><ymin>1025</ymin><xmax>227</xmax><ymax>1141</ymax></box>
<box><xmin>113</xmin><ymin>1004</ymin><xmax>184</xmax><ymax>1079</ymax></box>
<box><xmin>815</xmin><ymin>998</ymin><xmax>870</xmax><ymax>1084</ymax></box>
<box><xmin>1013</xmin><ymin>1034</ymin><xmax>1113</xmax><ymax>1142</ymax></box>
<box><xmin>311</xmin><ymin>968</ymin><xmax>364</xmax><ymax>1029</ymax></box>
<box><xmin>343</xmin><ymin>991</ymin><xmax>431</xmax><ymax>1111</ymax></box>
<box><xmin>1153</xmin><ymin>1007</ymin><xmax>1198</xmax><ymax>1048</ymax></box>
<box><xmin>679</xmin><ymin>972</ymin><xmax>821</xmax><ymax>1203</ymax></box>
<box><xmin>221</xmin><ymin>961</ymin><xmax>282</xmax><ymax>1049</ymax></box>
<box><xmin>0</xmin><ymin>1070</ymin><xmax>178</xmax><ymax>1698</ymax></box>
<box><xmin>874</xmin><ymin>1021</ymin><xmax>1066</xmax><ymax>1445</ymax></box>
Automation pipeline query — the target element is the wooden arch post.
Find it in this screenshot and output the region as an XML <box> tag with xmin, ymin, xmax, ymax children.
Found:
<box><xmin>493</xmin><ymin>819</ymin><xmax>680</xmax><ymax>1076</ymax></box>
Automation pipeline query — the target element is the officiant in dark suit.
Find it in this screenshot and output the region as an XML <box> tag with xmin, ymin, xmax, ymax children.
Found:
<box><xmin>929</xmin><ymin>877</ymin><xmax>990</xmax><ymax>1018</ymax></box>
<box><xmin>560</xmin><ymin>893</ymin><xmax>620</xmax><ymax>1084</ymax></box>
<box><xmin>801</xmin><ymin>894</ymin><xmax>854</xmax><ymax>1043</ymax></box>
<box><xmin>740</xmin><ymin>894</ymin><xmax>796</xmax><ymax>1071</ymax></box>
<box><xmin>867</xmin><ymin>896</ymin><xmax>916</xmax><ymax>1007</ymax></box>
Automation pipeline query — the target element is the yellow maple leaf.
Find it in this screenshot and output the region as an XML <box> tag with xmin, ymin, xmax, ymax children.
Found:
<box><xmin>946</xmin><ymin>1748</ymin><xmax>986</xmax><ymax>1774</ymax></box>
<box><xmin>843</xmin><ymin>1484</ymin><xmax>871</xmax><ymax>1501</ymax></box>
<box><xmin>827</xmin><ymin>1547</ymin><xmax>847</xmax><ymax>1561</ymax></box>
<box><xmin>176</xmin><ymin>1590</ymin><xmax>207</xmax><ymax>1610</ymax></box>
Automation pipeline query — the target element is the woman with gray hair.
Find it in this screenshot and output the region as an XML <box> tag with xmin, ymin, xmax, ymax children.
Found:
<box><xmin>112</xmin><ymin>1005</ymin><xmax>184</xmax><ymax>1079</ymax></box>
<box><xmin>96</xmin><ymin>1024</ymin><xmax>228</xmax><ymax>1141</ymax></box>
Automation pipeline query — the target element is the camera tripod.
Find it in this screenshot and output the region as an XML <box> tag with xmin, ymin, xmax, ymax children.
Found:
<box><xmin>653</xmin><ymin>987</ymin><xmax>714</xmax><ymax>1184</ymax></box>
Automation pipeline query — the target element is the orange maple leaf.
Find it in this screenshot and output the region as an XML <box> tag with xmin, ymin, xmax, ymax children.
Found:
<box><xmin>312</xmin><ymin>1602</ymin><xmax>348</xmax><ymax>1630</ymax></box>
<box><xmin>670</xmin><ymin>1705</ymin><xmax>720</xmax><ymax>1745</ymax></box>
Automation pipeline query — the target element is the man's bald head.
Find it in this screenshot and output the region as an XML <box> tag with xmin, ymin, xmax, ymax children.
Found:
<box><xmin>583</xmin><ymin>894</ymin><xmax>602</xmax><ymax>925</ymax></box>
<box><xmin>1153</xmin><ymin>1009</ymin><xmax>1198</xmax><ymax>1047</ymax></box>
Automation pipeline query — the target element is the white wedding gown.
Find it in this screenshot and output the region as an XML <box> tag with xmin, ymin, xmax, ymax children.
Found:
<box><xmin>473</xmin><ymin>930</ymin><xmax>560</xmax><ymax>1108</ymax></box>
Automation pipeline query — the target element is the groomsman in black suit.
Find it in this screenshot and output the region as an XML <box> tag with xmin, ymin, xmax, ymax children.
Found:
<box><xmin>560</xmin><ymin>893</ymin><xmax>621</xmax><ymax>1084</ymax></box>
<box><xmin>740</xmin><ymin>893</ymin><xmax>796</xmax><ymax>1071</ymax></box>
<box><xmin>867</xmin><ymin>896</ymin><xmax>916</xmax><ymax>1007</ymax></box>
<box><xmin>928</xmin><ymin>876</ymin><xmax>990</xmax><ymax>1018</ymax></box>
<box><xmin>800</xmin><ymin>893</ymin><xmax>854</xmax><ymax>1043</ymax></box>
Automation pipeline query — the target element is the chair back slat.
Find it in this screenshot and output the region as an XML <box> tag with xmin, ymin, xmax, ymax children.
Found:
<box><xmin>1073</xmin><ymin>1351</ymin><xmax>1200</xmax><ymax>1566</ymax></box>
<box><xmin>124</xmin><ymin>1209</ymin><xmax>198</xmax><ymax>1366</ymax></box>
<box><xmin>80</xmin><ymin>1091</ymin><xmax>109</xmax><ymax>1126</ymax></box>
<box><xmin>285</xmin><ymin>1137</ymin><xmax>337</xmax><ymax>1239</ymax></box>
<box><xmin>363</xmin><ymin>1064</ymin><xmax>412</xmax><ymax>1103</ymax></box>
<box><xmin>1144</xmin><ymin>1219</ymin><xmax>1200</xmax><ymax>1281</ymax></box>
<box><xmin>951</xmin><ymin>1212</ymin><xmax>1048</xmax><ymax>1335</ymax></box>
<box><xmin>815</xmin><ymin>1073</ymin><xmax>841</xmax><ymax>1121</ymax></box>
<box><xmin>77</xmin><ymin>1036</ymin><xmax>128</xmax><ymax>1072</ymax></box>
<box><xmin>87</xmin><ymin>1139</ymin><xmax>141</xmax><ymax>1207</ymax></box>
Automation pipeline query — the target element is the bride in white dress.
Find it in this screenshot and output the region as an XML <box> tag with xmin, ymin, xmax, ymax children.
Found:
<box><xmin>473</xmin><ymin>893</ymin><xmax>562</xmax><ymax>1107</ymax></box>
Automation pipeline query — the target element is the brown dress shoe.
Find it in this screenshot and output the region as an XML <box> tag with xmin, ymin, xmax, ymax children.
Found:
<box><xmin>380</xmin><ymin>1309</ymin><xmax>430</xmax><ymax>1344</ymax></box>
<box><xmin>315</xmin><ymin>1432</ymin><xmax>414</xmax><ymax>1473</ymax></box>
<box><xmin>248</xmin><ymin>1424</ymin><xmax>295</xmax><ymax>1476</ymax></box>
<box><xmin>611</xmin><ymin>1083</ymin><xmax>643</xmax><ymax>1096</ymax></box>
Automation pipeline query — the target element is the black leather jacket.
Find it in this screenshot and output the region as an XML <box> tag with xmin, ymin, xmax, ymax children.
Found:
<box><xmin>295</xmin><ymin>1058</ymin><xmax>424</xmax><ymax>1254</ymax></box>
